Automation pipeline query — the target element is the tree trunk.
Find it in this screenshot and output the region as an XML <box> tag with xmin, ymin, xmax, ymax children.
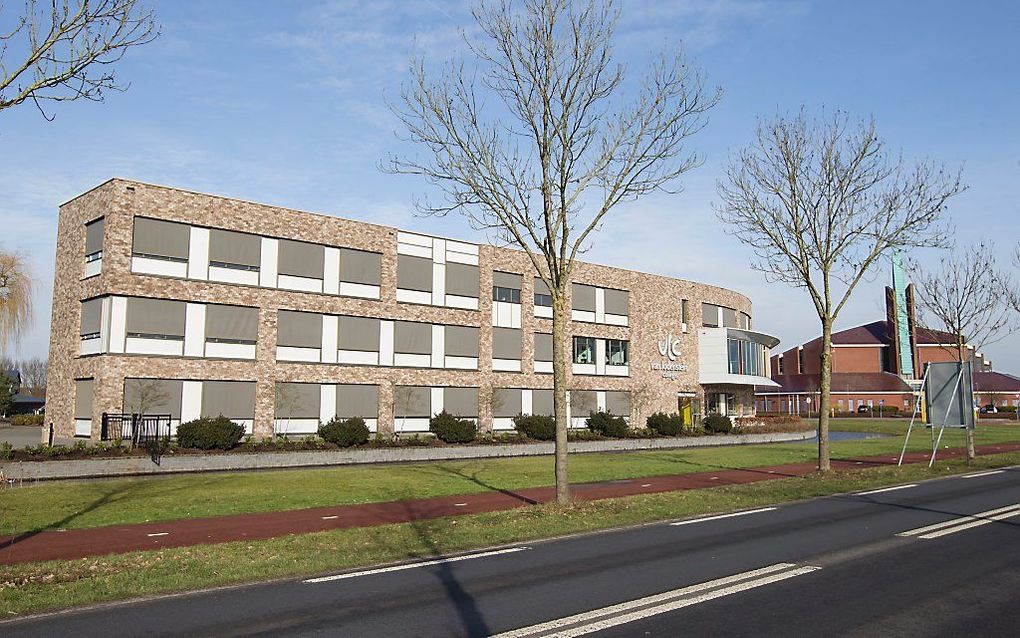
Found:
<box><xmin>818</xmin><ymin>319</ymin><xmax>833</xmax><ymax>472</ymax></box>
<box><xmin>551</xmin><ymin>293</ymin><xmax>571</xmax><ymax>504</ymax></box>
<box><xmin>959</xmin><ymin>338</ymin><xmax>976</xmax><ymax>465</ymax></box>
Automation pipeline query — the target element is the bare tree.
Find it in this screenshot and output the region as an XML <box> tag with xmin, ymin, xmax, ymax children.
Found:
<box><xmin>716</xmin><ymin>111</ymin><xmax>963</xmax><ymax>471</ymax></box>
<box><xmin>0</xmin><ymin>251</ymin><xmax>33</xmax><ymax>354</ymax></box>
<box><xmin>274</xmin><ymin>383</ymin><xmax>302</xmax><ymax>437</ymax></box>
<box><xmin>17</xmin><ymin>356</ymin><xmax>47</xmax><ymax>395</ymax></box>
<box><xmin>385</xmin><ymin>0</ymin><xmax>719</xmax><ymax>503</ymax></box>
<box><xmin>910</xmin><ymin>242</ymin><xmax>1019</xmax><ymax>461</ymax></box>
<box><xmin>1</xmin><ymin>0</ymin><xmax>158</xmax><ymax>119</ymax></box>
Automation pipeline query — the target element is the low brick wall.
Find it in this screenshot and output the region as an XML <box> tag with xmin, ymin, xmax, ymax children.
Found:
<box><xmin>0</xmin><ymin>430</ymin><xmax>815</xmax><ymax>481</ymax></box>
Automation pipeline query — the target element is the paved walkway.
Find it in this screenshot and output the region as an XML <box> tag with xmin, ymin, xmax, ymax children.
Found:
<box><xmin>2</xmin><ymin>442</ymin><xmax>1018</xmax><ymax>566</ymax></box>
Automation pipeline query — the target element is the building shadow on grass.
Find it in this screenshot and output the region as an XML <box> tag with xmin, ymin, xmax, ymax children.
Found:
<box><xmin>0</xmin><ymin>481</ymin><xmax>141</xmax><ymax>552</ymax></box>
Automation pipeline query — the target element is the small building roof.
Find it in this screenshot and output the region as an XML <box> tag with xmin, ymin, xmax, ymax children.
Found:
<box><xmin>973</xmin><ymin>371</ymin><xmax>1020</xmax><ymax>394</ymax></box>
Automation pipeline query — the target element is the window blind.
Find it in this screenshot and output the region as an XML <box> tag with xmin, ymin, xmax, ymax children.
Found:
<box><xmin>74</xmin><ymin>379</ymin><xmax>94</xmax><ymax>419</ymax></box>
<box><xmin>606</xmin><ymin>391</ymin><xmax>631</xmax><ymax>416</ymax></box>
<box><xmin>278</xmin><ymin>239</ymin><xmax>324</xmax><ymax>279</ymax></box>
<box><xmin>492</xmin><ymin>327</ymin><xmax>522</xmax><ymax>360</ymax></box>
<box><xmin>443</xmin><ymin>387</ymin><xmax>478</xmax><ymax>418</ymax></box>
<box><xmin>205</xmin><ymin>304</ymin><xmax>258</xmax><ymax>343</ymax></box>
<box><xmin>493</xmin><ymin>388</ymin><xmax>522</xmax><ymax>418</ymax></box>
<box><xmin>570</xmin><ymin>390</ymin><xmax>597</xmax><ymax>415</ymax></box>
<box><xmin>493</xmin><ymin>271</ymin><xmax>522</xmax><ymax>290</ymax></box>
<box><xmin>534</xmin><ymin>333</ymin><xmax>553</xmax><ymax>362</ymax></box>
<box><xmin>394</xmin><ymin>321</ymin><xmax>432</xmax><ymax>355</ymax></box>
<box><xmin>201</xmin><ymin>381</ymin><xmax>255</xmax><ymax>419</ymax></box>
<box><xmin>277</xmin><ymin>310</ymin><xmax>322</xmax><ymax>348</ymax></box>
<box><xmin>397</xmin><ymin>254</ymin><xmax>433</xmax><ymax>292</ymax></box>
<box><xmin>572</xmin><ymin>284</ymin><xmax>596</xmax><ymax>312</ymax></box>
<box><xmin>132</xmin><ymin>217</ymin><xmax>190</xmax><ymax>261</ymax></box>
<box><xmin>209</xmin><ymin>229</ymin><xmax>261</xmax><ymax>269</ymax></box>
<box><xmin>339</xmin><ymin>248</ymin><xmax>382</xmax><ymax>285</ymax></box>
<box><xmin>338</xmin><ymin>316</ymin><xmax>380</xmax><ymax>352</ymax></box>
<box><xmin>604</xmin><ymin>289</ymin><xmax>629</xmax><ymax>316</ymax></box>
<box><xmin>125</xmin><ymin>298</ymin><xmax>186</xmax><ymax>338</ymax></box>
<box><xmin>85</xmin><ymin>218</ymin><xmax>104</xmax><ymax>255</ymax></box>
<box><xmin>444</xmin><ymin>325</ymin><xmax>479</xmax><ymax>358</ymax></box>
<box><xmin>275</xmin><ymin>383</ymin><xmax>320</xmax><ymax>419</ymax></box>
<box><xmin>336</xmin><ymin>384</ymin><xmax>380</xmax><ymax>419</ymax></box>
<box><xmin>393</xmin><ymin>385</ymin><xmax>431</xmax><ymax>418</ymax></box>
<box><xmin>532</xmin><ymin>389</ymin><xmax>554</xmax><ymax>416</ymax></box>
<box><xmin>445</xmin><ymin>262</ymin><xmax>479</xmax><ymax>297</ymax></box>
<box><xmin>123</xmin><ymin>378</ymin><xmax>183</xmax><ymax>418</ymax></box>
<box><xmin>80</xmin><ymin>298</ymin><xmax>103</xmax><ymax>337</ymax></box>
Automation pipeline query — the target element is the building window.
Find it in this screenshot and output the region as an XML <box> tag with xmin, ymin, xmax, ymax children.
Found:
<box><xmin>277</xmin><ymin>310</ymin><xmax>323</xmax><ymax>349</ymax></box>
<box><xmin>702</xmin><ymin>303</ymin><xmax>719</xmax><ymax>327</ymax></box>
<box><xmin>534</xmin><ymin>278</ymin><xmax>552</xmax><ymax>307</ymax></box>
<box><xmin>798</xmin><ymin>348</ymin><xmax>805</xmax><ymax>373</ymax></box>
<box><xmin>606</xmin><ymin>339</ymin><xmax>629</xmax><ymax>366</ymax></box>
<box><xmin>681</xmin><ymin>299</ymin><xmax>689</xmax><ymax>325</ymax></box>
<box><xmin>80</xmin><ymin>298</ymin><xmax>103</xmax><ymax>340</ymax></box>
<box><xmin>739</xmin><ymin>312</ymin><xmax>752</xmax><ymax>330</ymax></box>
<box><xmin>85</xmin><ymin>217</ymin><xmax>104</xmax><ymax>261</ymax></box>
<box><xmin>493</xmin><ymin>272</ymin><xmax>522</xmax><ymax>303</ymax></box>
<box><xmin>492</xmin><ymin>327</ymin><xmax>522</xmax><ymax>361</ymax></box>
<box><xmin>125</xmin><ymin>298</ymin><xmax>186</xmax><ymax>340</ymax></box>
<box><xmin>572</xmin><ymin>336</ymin><xmax>596</xmax><ymax>364</ymax></box>
<box><xmin>278</xmin><ymin>239</ymin><xmax>324</xmax><ymax>280</ymax></box>
<box><xmin>340</xmin><ymin>248</ymin><xmax>382</xmax><ymax>286</ymax></box>
<box><xmin>572</xmin><ymin>283</ymin><xmax>596</xmax><ymax>313</ymax></box>
<box><xmin>604</xmin><ymin>289</ymin><xmax>629</xmax><ymax>317</ymax></box>
<box><xmin>209</xmin><ymin>229</ymin><xmax>261</xmax><ymax>272</ymax></box>
<box><xmin>205</xmin><ymin>304</ymin><xmax>258</xmax><ymax>344</ymax></box>
<box><xmin>446</xmin><ymin>262</ymin><xmax>480</xmax><ymax>298</ymax></box>
<box><xmin>397</xmin><ymin>254</ymin><xmax>433</xmax><ymax>292</ymax></box>
<box><xmin>777</xmin><ymin>354</ymin><xmax>784</xmax><ymax>375</ymax></box>
<box><xmin>727</xmin><ymin>338</ymin><xmax>764</xmax><ymax>376</ymax></box>
<box><xmin>132</xmin><ymin>217</ymin><xmax>190</xmax><ymax>262</ymax></box>
<box><xmin>534</xmin><ymin>333</ymin><xmax>553</xmax><ymax>363</ymax></box>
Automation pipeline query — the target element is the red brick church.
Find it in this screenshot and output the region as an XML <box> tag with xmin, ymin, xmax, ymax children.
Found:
<box><xmin>756</xmin><ymin>273</ymin><xmax>1020</xmax><ymax>415</ymax></box>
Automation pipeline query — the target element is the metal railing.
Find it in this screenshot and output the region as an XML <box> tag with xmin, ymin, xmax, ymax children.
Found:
<box><xmin>100</xmin><ymin>413</ymin><xmax>173</xmax><ymax>463</ymax></box>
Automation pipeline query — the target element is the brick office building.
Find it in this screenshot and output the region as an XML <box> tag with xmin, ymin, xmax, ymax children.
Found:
<box><xmin>47</xmin><ymin>179</ymin><xmax>780</xmax><ymax>440</ymax></box>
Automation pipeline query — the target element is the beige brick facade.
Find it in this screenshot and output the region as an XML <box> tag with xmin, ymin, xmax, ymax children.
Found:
<box><xmin>47</xmin><ymin>179</ymin><xmax>764</xmax><ymax>439</ymax></box>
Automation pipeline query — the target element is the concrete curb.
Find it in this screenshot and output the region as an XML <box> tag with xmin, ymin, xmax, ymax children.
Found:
<box><xmin>0</xmin><ymin>430</ymin><xmax>816</xmax><ymax>481</ymax></box>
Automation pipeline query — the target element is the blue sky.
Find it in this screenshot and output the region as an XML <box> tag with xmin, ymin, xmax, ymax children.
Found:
<box><xmin>2</xmin><ymin>0</ymin><xmax>1018</xmax><ymax>368</ymax></box>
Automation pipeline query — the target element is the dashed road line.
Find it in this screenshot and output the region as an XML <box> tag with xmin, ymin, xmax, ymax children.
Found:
<box><xmin>146</xmin><ymin>532</ymin><xmax>169</xmax><ymax>537</ymax></box>
<box><xmin>670</xmin><ymin>507</ymin><xmax>777</xmax><ymax>527</ymax></box>
<box><xmin>303</xmin><ymin>546</ymin><xmax>530</xmax><ymax>583</ymax></box>
<box><xmin>897</xmin><ymin>503</ymin><xmax>1020</xmax><ymax>539</ymax></box>
<box><xmin>961</xmin><ymin>470</ymin><xmax>1005</xmax><ymax>479</ymax></box>
<box><xmin>856</xmin><ymin>484</ymin><xmax>917</xmax><ymax>496</ymax></box>
<box><xmin>491</xmin><ymin>562</ymin><xmax>821</xmax><ymax>637</ymax></box>
<box><xmin>321</xmin><ymin>515</ymin><xmax>339</xmax><ymax>520</ymax></box>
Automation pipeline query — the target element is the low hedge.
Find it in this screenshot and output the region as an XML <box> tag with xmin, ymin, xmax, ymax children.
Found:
<box><xmin>703</xmin><ymin>414</ymin><xmax>733</xmax><ymax>434</ymax></box>
<box><xmin>429</xmin><ymin>411</ymin><xmax>477</xmax><ymax>443</ymax></box>
<box><xmin>176</xmin><ymin>416</ymin><xmax>246</xmax><ymax>450</ymax></box>
<box><xmin>9</xmin><ymin>414</ymin><xmax>44</xmax><ymax>426</ymax></box>
<box><xmin>646</xmin><ymin>412</ymin><xmax>683</xmax><ymax>436</ymax></box>
<box><xmin>513</xmin><ymin>414</ymin><xmax>556</xmax><ymax>440</ymax></box>
<box><xmin>586</xmin><ymin>411</ymin><xmax>629</xmax><ymax>438</ymax></box>
<box><xmin>318</xmin><ymin>416</ymin><xmax>370</xmax><ymax>447</ymax></box>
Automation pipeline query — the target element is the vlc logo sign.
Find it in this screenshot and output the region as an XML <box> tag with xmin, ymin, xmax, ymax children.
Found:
<box><xmin>658</xmin><ymin>332</ymin><xmax>683</xmax><ymax>361</ymax></box>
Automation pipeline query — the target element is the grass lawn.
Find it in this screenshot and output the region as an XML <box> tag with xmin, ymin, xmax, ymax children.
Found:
<box><xmin>1</xmin><ymin>451</ymin><xmax>1018</xmax><ymax>618</ymax></box>
<box><xmin>1</xmin><ymin>421</ymin><xmax>1017</xmax><ymax>537</ymax></box>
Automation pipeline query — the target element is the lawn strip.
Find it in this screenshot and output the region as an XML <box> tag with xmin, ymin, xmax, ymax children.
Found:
<box><xmin>2</xmin><ymin>451</ymin><xmax>1017</xmax><ymax>618</ymax></box>
<box><xmin>2</xmin><ymin>423</ymin><xmax>1017</xmax><ymax>536</ymax></box>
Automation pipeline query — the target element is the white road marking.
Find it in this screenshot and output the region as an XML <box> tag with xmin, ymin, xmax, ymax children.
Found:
<box><xmin>856</xmin><ymin>484</ymin><xmax>918</xmax><ymax>496</ymax></box>
<box><xmin>640</xmin><ymin>484</ymin><xmax>652</xmax><ymax>488</ymax></box>
<box><xmin>491</xmin><ymin>563</ymin><xmax>820</xmax><ymax>638</ymax></box>
<box><xmin>897</xmin><ymin>503</ymin><xmax>1020</xmax><ymax>539</ymax></box>
<box><xmin>303</xmin><ymin>546</ymin><xmax>530</xmax><ymax>583</ymax></box>
<box><xmin>321</xmin><ymin>515</ymin><xmax>339</xmax><ymax>520</ymax></box>
<box><xmin>670</xmin><ymin>507</ymin><xmax>777</xmax><ymax>527</ymax></box>
<box><xmin>146</xmin><ymin>532</ymin><xmax>169</xmax><ymax>537</ymax></box>
<box><xmin>454</xmin><ymin>503</ymin><xmax>468</xmax><ymax>507</ymax></box>
<box><xmin>709</xmin><ymin>477</ymin><xmax>719</xmax><ymax>481</ymax></box>
<box><xmin>961</xmin><ymin>470</ymin><xmax>1005</xmax><ymax>479</ymax></box>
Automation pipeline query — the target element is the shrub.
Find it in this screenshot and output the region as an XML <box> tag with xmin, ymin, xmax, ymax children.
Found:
<box><xmin>586</xmin><ymin>411</ymin><xmax>629</xmax><ymax>438</ymax></box>
<box><xmin>10</xmin><ymin>414</ymin><xmax>44</xmax><ymax>426</ymax></box>
<box><xmin>0</xmin><ymin>441</ymin><xmax>12</xmax><ymax>460</ymax></box>
<box><xmin>176</xmin><ymin>416</ymin><xmax>245</xmax><ymax>450</ymax></box>
<box><xmin>318</xmin><ymin>416</ymin><xmax>370</xmax><ymax>447</ymax></box>
<box><xmin>429</xmin><ymin>411</ymin><xmax>477</xmax><ymax>443</ymax></box>
<box><xmin>646</xmin><ymin>412</ymin><xmax>683</xmax><ymax>436</ymax></box>
<box><xmin>513</xmin><ymin>414</ymin><xmax>556</xmax><ymax>440</ymax></box>
<box><xmin>703</xmin><ymin>414</ymin><xmax>733</xmax><ymax>434</ymax></box>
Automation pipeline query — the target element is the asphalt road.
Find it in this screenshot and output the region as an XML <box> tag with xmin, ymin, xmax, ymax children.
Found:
<box><xmin>4</xmin><ymin>467</ymin><xmax>1019</xmax><ymax>637</ymax></box>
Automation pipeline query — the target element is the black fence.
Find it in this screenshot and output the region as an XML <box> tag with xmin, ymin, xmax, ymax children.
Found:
<box><xmin>100</xmin><ymin>413</ymin><xmax>173</xmax><ymax>463</ymax></box>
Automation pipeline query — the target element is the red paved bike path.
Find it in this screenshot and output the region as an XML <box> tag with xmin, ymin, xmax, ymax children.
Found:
<box><xmin>2</xmin><ymin>442</ymin><xmax>1017</xmax><ymax>566</ymax></box>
